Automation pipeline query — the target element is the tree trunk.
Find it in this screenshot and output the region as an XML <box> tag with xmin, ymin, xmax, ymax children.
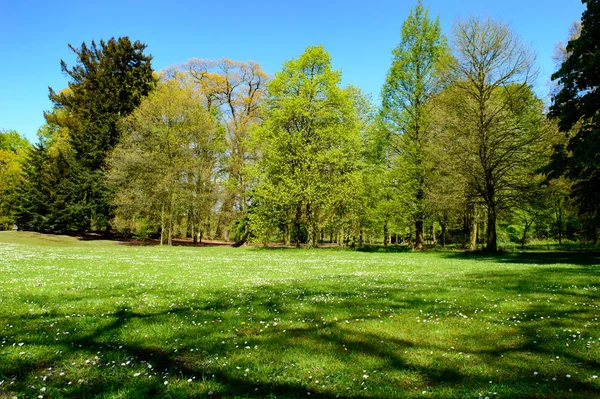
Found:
<box><xmin>383</xmin><ymin>220</ymin><xmax>389</xmax><ymax>247</ymax></box>
<box><xmin>205</xmin><ymin>216</ymin><xmax>212</xmax><ymax>240</ymax></box>
<box><xmin>168</xmin><ymin>207</ymin><xmax>173</xmax><ymax>246</ymax></box>
<box><xmin>306</xmin><ymin>202</ymin><xmax>317</xmax><ymax>248</ymax></box>
<box><xmin>469</xmin><ymin>219</ymin><xmax>478</xmax><ymax>251</ymax></box>
<box><xmin>415</xmin><ymin>218</ymin><xmax>425</xmax><ymax>250</ymax></box>
<box><xmin>431</xmin><ymin>222</ymin><xmax>437</xmax><ymax>245</ymax></box>
<box><xmin>441</xmin><ymin>220</ymin><xmax>447</xmax><ymax>248</ymax></box>
<box><xmin>160</xmin><ymin>204</ymin><xmax>165</xmax><ymax>246</ymax></box>
<box><xmin>284</xmin><ymin>224</ymin><xmax>290</xmax><ymax>246</ymax></box>
<box><xmin>359</xmin><ymin>229</ymin><xmax>364</xmax><ymax>247</ymax></box>
<box><xmin>481</xmin><ymin>219</ymin><xmax>487</xmax><ymax>250</ymax></box>
<box><xmin>462</xmin><ymin>213</ymin><xmax>469</xmax><ymax>249</ymax></box>
<box><xmin>192</xmin><ymin>219</ymin><xmax>197</xmax><ymax>244</ymax></box>
<box><xmin>186</xmin><ymin>210</ymin><xmax>193</xmax><ymax>239</ymax></box>
<box><xmin>556</xmin><ymin>201</ymin><xmax>562</xmax><ymax>245</ymax></box>
<box><xmin>214</xmin><ymin>195</ymin><xmax>235</xmax><ymax>240</ymax></box>
<box><xmin>295</xmin><ymin>203</ymin><xmax>302</xmax><ymax>248</ymax></box>
<box><xmin>521</xmin><ymin>220</ymin><xmax>532</xmax><ymax>250</ymax></box>
<box><xmin>232</xmin><ymin>233</ymin><xmax>247</xmax><ymax>247</ymax></box>
<box><xmin>486</xmin><ymin>205</ymin><xmax>498</xmax><ymax>252</ymax></box>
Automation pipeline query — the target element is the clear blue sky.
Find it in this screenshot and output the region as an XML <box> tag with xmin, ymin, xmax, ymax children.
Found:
<box><xmin>0</xmin><ymin>0</ymin><xmax>585</xmax><ymax>142</ymax></box>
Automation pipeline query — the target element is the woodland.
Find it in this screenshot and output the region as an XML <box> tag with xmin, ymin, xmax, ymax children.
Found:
<box><xmin>1</xmin><ymin>0</ymin><xmax>599</xmax><ymax>252</ymax></box>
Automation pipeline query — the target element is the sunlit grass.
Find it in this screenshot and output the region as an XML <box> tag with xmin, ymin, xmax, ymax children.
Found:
<box><xmin>0</xmin><ymin>231</ymin><xmax>599</xmax><ymax>398</ymax></box>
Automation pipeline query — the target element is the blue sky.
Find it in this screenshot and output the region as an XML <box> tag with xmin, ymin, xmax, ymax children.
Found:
<box><xmin>1</xmin><ymin>0</ymin><xmax>585</xmax><ymax>142</ymax></box>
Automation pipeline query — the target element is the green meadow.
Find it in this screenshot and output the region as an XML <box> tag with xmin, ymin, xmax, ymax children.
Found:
<box><xmin>0</xmin><ymin>232</ymin><xmax>599</xmax><ymax>398</ymax></box>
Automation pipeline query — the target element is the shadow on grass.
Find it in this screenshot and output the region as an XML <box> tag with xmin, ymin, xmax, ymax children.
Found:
<box><xmin>355</xmin><ymin>245</ymin><xmax>413</xmax><ymax>253</ymax></box>
<box><xmin>443</xmin><ymin>250</ymin><xmax>600</xmax><ymax>266</ymax></box>
<box><xmin>2</xmin><ymin>264</ymin><xmax>600</xmax><ymax>398</ymax></box>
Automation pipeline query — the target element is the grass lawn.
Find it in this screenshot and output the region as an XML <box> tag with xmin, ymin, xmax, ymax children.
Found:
<box><xmin>0</xmin><ymin>231</ymin><xmax>599</xmax><ymax>399</ymax></box>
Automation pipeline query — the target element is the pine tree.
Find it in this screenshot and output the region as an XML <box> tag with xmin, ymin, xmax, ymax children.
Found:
<box><xmin>46</xmin><ymin>37</ymin><xmax>156</xmax><ymax>232</ymax></box>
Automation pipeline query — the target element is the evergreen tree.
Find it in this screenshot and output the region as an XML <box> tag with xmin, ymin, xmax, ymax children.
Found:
<box><xmin>549</xmin><ymin>0</ymin><xmax>600</xmax><ymax>239</ymax></box>
<box><xmin>47</xmin><ymin>37</ymin><xmax>156</xmax><ymax>232</ymax></box>
<box><xmin>15</xmin><ymin>143</ymin><xmax>51</xmax><ymax>231</ymax></box>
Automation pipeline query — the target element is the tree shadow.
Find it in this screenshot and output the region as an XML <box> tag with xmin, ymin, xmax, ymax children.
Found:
<box><xmin>2</xmin><ymin>263</ymin><xmax>600</xmax><ymax>398</ymax></box>
<box><xmin>443</xmin><ymin>250</ymin><xmax>600</xmax><ymax>266</ymax></box>
<box><xmin>355</xmin><ymin>245</ymin><xmax>413</xmax><ymax>253</ymax></box>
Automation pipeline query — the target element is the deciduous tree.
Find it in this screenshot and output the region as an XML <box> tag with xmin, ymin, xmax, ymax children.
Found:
<box><xmin>167</xmin><ymin>59</ymin><xmax>268</xmax><ymax>239</ymax></box>
<box><xmin>0</xmin><ymin>130</ymin><xmax>30</xmax><ymax>229</ymax></box>
<box><xmin>108</xmin><ymin>80</ymin><xmax>223</xmax><ymax>245</ymax></box>
<box><xmin>380</xmin><ymin>0</ymin><xmax>449</xmax><ymax>250</ymax></box>
<box><xmin>250</xmin><ymin>46</ymin><xmax>363</xmax><ymax>247</ymax></box>
<box><xmin>445</xmin><ymin>16</ymin><xmax>539</xmax><ymax>251</ymax></box>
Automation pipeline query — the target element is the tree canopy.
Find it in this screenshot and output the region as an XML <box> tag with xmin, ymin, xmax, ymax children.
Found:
<box><xmin>380</xmin><ymin>0</ymin><xmax>449</xmax><ymax>249</ymax></box>
<box><xmin>549</xmin><ymin>0</ymin><xmax>600</xmax><ymax>226</ymax></box>
<box><xmin>43</xmin><ymin>37</ymin><xmax>157</xmax><ymax>232</ymax></box>
<box><xmin>7</xmin><ymin>2</ymin><xmax>598</xmax><ymax>248</ymax></box>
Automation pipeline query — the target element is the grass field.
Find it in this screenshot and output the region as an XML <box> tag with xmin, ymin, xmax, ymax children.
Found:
<box><xmin>0</xmin><ymin>231</ymin><xmax>599</xmax><ymax>398</ymax></box>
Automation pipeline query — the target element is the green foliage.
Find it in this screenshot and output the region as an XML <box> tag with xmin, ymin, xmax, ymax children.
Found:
<box><xmin>249</xmin><ymin>46</ymin><xmax>364</xmax><ymax>247</ymax></box>
<box><xmin>164</xmin><ymin>59</ymin><xmax>269</xmax><ymax>238</ymax></box>
<box><xmin>15</xmin><ymin>110</ymin><xmax>99</xmax><ymax>233</ymax></box>
<box><xmin>8</xmin><ymin>8</ymin><xmax>598</xmax><ymax>248</ymax></box>
<box><xmin>380</xmin><ymin>0</ymin><xmax>449</xmax><ymax>249</ymax></box>
<box><xmin>45</xmin><ymin>37</ymin><xmax>156</xmax><ymax>232</ymax></box>
<box><xmin>549</xmin><ymin>0</ymin><xmax>600</xmax><ymax>226</ymax></box>
<box><xmin>381</xmin><ymin>0</ymin><xmax>448</xmax><ymax>136</ymax></box>
<box><xmin>0</xmin><ymin>130</ymin><xmax>30</xmax><ymax>229</ymax></box>
<box><xmin>108</xmin><ymin>80</ymin><xmax>224</xmax><ymax>245</ymax></box>
<box><xmin>440</xmin><ymin>16</ymin><xmax>539</xmax><ymax>251</ymax></box>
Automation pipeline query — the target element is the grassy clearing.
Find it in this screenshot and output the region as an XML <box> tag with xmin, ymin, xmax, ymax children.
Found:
<box><xmin>0</xmin><ymin>231</ymin><xmax>599</xmax><ymax>398</ymax></box>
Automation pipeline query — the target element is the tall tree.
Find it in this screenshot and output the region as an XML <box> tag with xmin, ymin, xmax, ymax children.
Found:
<box><xmin>380</xmin><ymin>0</ymin><xmax>449</xmax><ymax>250</ymax></box>
<box><xmin>108</xmin><ymin>80</ymin><xmax>223</xmax><ymax>245</ymax></box>
<box><xmin>47</xmin><ymin>37</ymin><xmax>156</xmax><ymax>232</ymax></box>
<box><xmin>549</xmin><ymin>0</ymin><xmax>600</xmax><ymax>239</ymax></box>
<box><xmin>15</xmin><ymin>112</ymin><xmax>87</xmax><ymax>233</ymax></box>
<box><xmin>0</xmin><ymin>130</ymin><xmax>30</xmax><ymax>229</ymax></box>
<box><xmin>250</xmin><ymin>46</ymin><xmax>363</xmax><ymax>247</ymax></box>
<box><xmin>166</xmin><ymin>59</ymin><xmax>268</xmax><ymax>239</ymax></box>
<box><xmin>446</xmin><ymin>16</ymin><xmax>538</xmax><ymax>251</ymax></box>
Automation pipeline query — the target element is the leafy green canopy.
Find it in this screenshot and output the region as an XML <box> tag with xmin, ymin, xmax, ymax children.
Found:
<box><xmin>249</xmin><ymin>46</ymin><xmax>364</xmax><ymax>246</ymax></box>
<box><xmin>108</xmin><ymin>80</ymin><xmax>224</xmax><ymax>245</ymax></box>
<box><xmin>380</xmin><ymin>0</ymin><xmax>449</xmax><ymax>249</ymax></box>
<box><xmin>549</xmin><ymin>0</ymin><xmax>600</xmax><ymax>217</ymax></box>
<box><xmin>0</xmin><ymin>130</ymin><xmax>30</xmax><ymax>229</ymax></box>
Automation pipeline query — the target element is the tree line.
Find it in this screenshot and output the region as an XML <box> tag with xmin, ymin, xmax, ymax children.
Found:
<box><xmin>1</xmin><ymin>0</ymin><xmax>598</xmax><ymax>250</ymax></box>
